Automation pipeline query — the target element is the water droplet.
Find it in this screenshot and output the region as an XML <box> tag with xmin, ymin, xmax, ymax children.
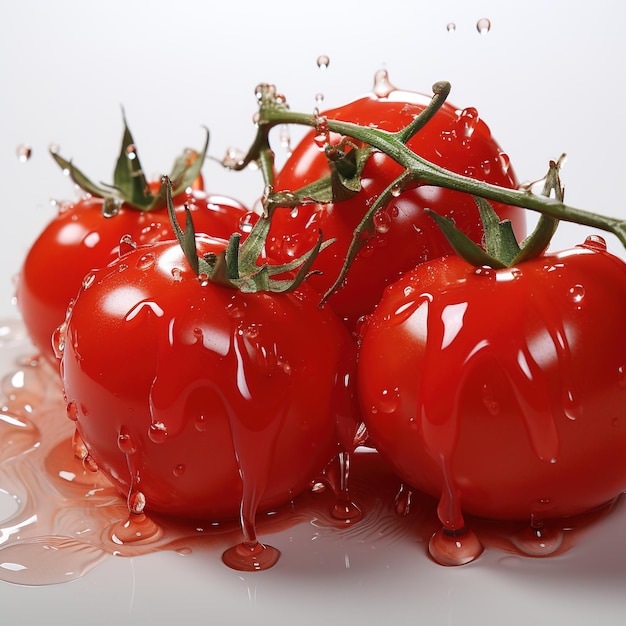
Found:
<box><xmin>83</xmin><ymin>454</ymin><xmax>99</xmax><ymax>473</ymax></box>
<box><xmin>117</xmin><ymin>428</ymin><xmax>137</xmax><ymax>455</ymax></box>
<box><xmin>446</xmin><ymin>22</ymin><xmax>456</xmax><ymax>32</ymax></box>
<box><xmin>618</xmin><ymin>365</ymin><xmax>626</xmax><ymax>388</ymax></box>
<box><xmin>173</xmin><ymin>464</ymin><xmax>186</xmax><ymax>477</ymax></box>
<box><xmin>136</xmin><ymin>252</ymin><xmax>156</xmax><ymax>271</ymax></box>
<box><xmin>125</xmin><ymin>144</ymin><xmax>137</xmax><ymax>160</ymax></box>
<box><xmin>254</xmin><ymin>82</ymin><xmax>276</xmax><ymax>103</ymax></box>
<box><xmin>513</xmin><ymin>523</ymin><xmax>563</xmax><ymax>556</ymax></box>
<box><xmin>316</xmin><ymin>55</ymin><xmax>330</xmax><ymax>70</ymax></box>
<box><xmin>223</xmin><ymin>146</ymin><xmax>246</xmax><ymax>168</ymax></box>
<box><xmin>118</xmin><ymin>234</ymin><xmax>137</xmax><ymax>256</ymax></box>
<box><xmin>102</xmin><ymin>198</ymin><xmax>122</xmax><ymax>218</ymax></box>
<box><xmin>148</xmin><ymin>421</ymin><xmax>168</xmax><ymax>444</ymax></box>
<box><xmin>476</xmin><ymin>18</ymin><xmax>491</xmax><ymax>34</ymax></box>
<box><xmin>279</xmin><ymin>125</ymin><xmax>291</xmax><ymax>153</ymax></box>
<box><xmin>315</xmin><ymin>92</ymin><xmax>324</xmax><ymax>105</ymax></box>
<box><xmin>226</xmin><ymin>297</ymin><xmax>247</xmax><ymax>319</ymax></box>
<box><xmin>457</xmin><ymin>107</ymin><xmax>480</xmax><ymax>139</ymax></box>
<box><xmin>66</xmin><ymin>400</ymin><xmax>78</xmax><ymax>422</ymax></box>
<box><xmin>16</xmin><ymin>144</ymin><xmax>32</xmax><ymax>162</ymax></box>
<box><xmin>499</xmin><ymin>152</ymin><xmax>511</xmax><ymax>175</ymax></box>
<box><xmin>52</xmin><ymin>323</ymin><xmax>66</xmax><ymax>358</ymax></box>
<box><xmin>72</xmin><ymin>428</ymin><xmax>88</xmax><ymax>460</ymax></box>
<box><xmin>81</xmin><ymin>272</ymin><xmax>96</xmax><ymax>290</ymax></box>
<box><xmin>313</xmin><ymin>115</ymin><xmax>329</xmax><ymax>150</ymax></box>
<box><xmin>198</xmin><ymin>273</ymin><xmax>210</xmax><ymax>286</ymax></box>
<box><xmin>195</xmin><ymin>414</ymin><xmax>208</xmax><ymax>432</ymax></box>
<box><xmin>171</xmin><ymin>267</ymin><xmax>183</xmax><ymax>282</ymax></box>
<box><xmin>238</xmin><ymin>211</ymin><xmax>257</xmax><ymax>234</ymax></box>
<box><xmin>372</xmin><ymin>69</ymin><xmax>397</xmax><ymax>98</ymax></box>
<box><xmin>569</xmin><ymin>284</ymin><xmax>585</xmax><ymax>307</ymax></box>
<box><xmin>474</xmin><ymin>266</ymin><xmax>494</xmax><ymax>278</ymax></box>
<box><xmin>428</xmin><ymin>527</ymin><xmax>484</xmax><ymax>566</ymax></box>
<box><xmin>378</xmin><ymin>387</ymin><xmax>400</xmax><ymax>414</ymax></box>
<box><xmin>374</xmin><ymin>209</ymin><xmax>392</xmax><ymax>234</ymax></box>
<box><xmin>48</xmin><ymin>142</ymin><xmax>60</xmax><ymax>155</ymax></box>
<box><xmin>128</xmin><ymin>490</ymin><xmax>146</xmax><ymax>515</ymax></box>
<box><xmin>580</xmin><ymin>234</ymin><xmax>607</xmax><ymax>252</ymax></box>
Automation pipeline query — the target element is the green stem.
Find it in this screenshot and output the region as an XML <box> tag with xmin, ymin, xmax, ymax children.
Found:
<box><xmin>242</xmin><ymin>97</ymin><xmax>626</xmax><ymax>249</ymax></box>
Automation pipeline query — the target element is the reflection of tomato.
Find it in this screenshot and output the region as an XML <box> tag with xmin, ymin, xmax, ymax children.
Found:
<box><xmin>17</xmin><ymin>188</ymin><xmax>250</xmax><ymax>367</ymax></box>
<box><xmin>59</xmin><ymin>238</ymin><xmax>358</xmax><ymax>521</ymax></box>
<box><xmin>358</xmin><ymin>236</ymin><xmax>626</xmax><ymax>528</ymax></box>
<box><xmin>267</xmin><ymin>89</ymin><xmax>525</xmax><ymax>330</ymax></box>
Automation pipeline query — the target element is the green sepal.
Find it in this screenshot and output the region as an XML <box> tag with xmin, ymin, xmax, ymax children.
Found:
<box><xmin>425</xmin><ymin>208</ymin><xmax>507</xmax><ymax>269</ymax></box>
<box><xmin>164</xmin><ymin>176</ymin><xmax>333</xmax><ymax>294</ymax></box>
<box><xmin>474</xmin><ymin>196</ymin><xmax>521</xmax><ymax>266</ymax></box>
<box><xmin>278</xmin><ymin>143</ymin><xmax>373</xmax><ymax>206</ymax></box>
<box><xmin>111</xmin><ymin>112</ymin><xmax>150</xmax><ymax>207</ymax></box>
<box><xmin>512</xmin><ymin>156</ymin><xmax>564</xmax><ymax>264</ymax></box>
<box><xmin>428</xmin><ymin>157</ymin><xmax>567</xmax><ymax>269</ymax></box>
<box><xmin>50</xmin><ymin>115</ymin><xmax>209</xmax><ymax>215</ymax></box>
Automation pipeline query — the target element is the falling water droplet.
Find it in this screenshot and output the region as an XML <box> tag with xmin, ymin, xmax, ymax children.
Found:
<box><xmin>16</xmin><ymin>144</ymin><xmax>32</xmax><ymax>162</ymax></box>
<box><xmin>128</xmin><ymin>491</ymin><xmax>146</xmax><ymax>515</ymax></box>
<box><xmin>476</xmin><ymin>18</ymin><xmax>491</xmax><ymax>34</ymax></box>
<box><xmin>373</xmin><ymin>69</ymin><xmax>397</xmax><ymax>98</ymax></box>
<box><xmin>446</xmin><ymin>22</ymin><xmax>456</xmax><ymax>32</ymax></box>
<box><xmin>316</xmin><ymin>55</ymin><xmax>330</xmax><ymax>70</ymax></box>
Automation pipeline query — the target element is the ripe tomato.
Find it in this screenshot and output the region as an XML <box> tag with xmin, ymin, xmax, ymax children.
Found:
<box><xmin>16</xmin><ymin>187</ymin><xmax>251</xmax><ymax>367</ymax></box>
<box><xmin>58</xmin><ymin>238</ymin><xmax>358</xmax><ymax>524</ymax></box>
<box><xmin>358</xmin><ymin>235</ymin><xmax>626</xmax><ymax>531</ymax></box>
<box><xmin>267</xmin><ymin>87</ymin><xmax>526</xmax><ymax>330</ymax></box>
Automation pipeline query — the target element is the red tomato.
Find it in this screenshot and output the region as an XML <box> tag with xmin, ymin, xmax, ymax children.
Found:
<box><xmin>17</xmin><ymin>188</ymin><xmax>251</xmax><ymax>367</ymax></box>
<box><xmin>58</xmin><ymin>238</ymin><xmax>358</xmax><ymax>522</ymax></box>
<box><xmin>267</xmin><ymin>89</ymin><xmax>526</xmax><ymax>331</ymax></box>
<box><xmin>358</xmin><ymin>235</ymin><xmax>626</xmax><ymax>529</ymax></box>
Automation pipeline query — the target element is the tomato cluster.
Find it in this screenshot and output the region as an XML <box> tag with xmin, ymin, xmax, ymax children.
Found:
<box><xmin>16</xmin><ymin>82</ymin><xmax>626</xmax><ymax>571</ymax></box>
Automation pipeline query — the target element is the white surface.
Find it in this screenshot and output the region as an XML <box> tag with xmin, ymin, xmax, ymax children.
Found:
<box><xmin>1</xmin><ymin>1</ymin><xmax>626</xmax><ymax>624</ymax></box>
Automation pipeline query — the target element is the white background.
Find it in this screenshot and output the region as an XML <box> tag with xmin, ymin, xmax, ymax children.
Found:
<box><xmin>1</xmin><ymin>1</ymin><xmax>626</xmax><ymax>624</ymax></box>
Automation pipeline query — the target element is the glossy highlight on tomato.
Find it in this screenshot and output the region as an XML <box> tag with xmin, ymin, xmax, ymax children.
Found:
<box><xmin>268</xmin><ymin>86</ymin><xmax>526</xmax><ymax>330</ymax></box>
<box><xmin>17</xmin><ymin>187</ymin><xmax>251</xmax><ymax>368</ymax></box>
<box><xmin>59</xmin><ymin>238</ymin><xmax>358</xmax><ymax>524</ymax></box>
<box><xmin>358</xmin><ymin>235</ymin><xmax>626</xmax><ymax>531</ymax></box>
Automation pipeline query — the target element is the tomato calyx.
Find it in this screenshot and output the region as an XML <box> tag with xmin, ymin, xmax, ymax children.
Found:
<box><xmin>50</xmin><ymin>111</ymin><xmax>208</xmax><ymax>217</ymax></box>
<box><xmin>164</xmin><ymin>177</ymin><xmax>332</xmax><ymax>293</ymax></box>
<box><xmin>427</xmin><ymin>156</ymin><xmax>565</xmax><ymax>269</ymax></box>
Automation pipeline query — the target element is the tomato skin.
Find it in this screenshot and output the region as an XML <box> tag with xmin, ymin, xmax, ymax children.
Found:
<box><xmin>358</xmin><ymin>236</ymin><xmax>626</xmax><ymax>525</ymax></box>
<box><xmin>60</xmin><ymin>239</ymin><xmax>357</xmax><ymax>520</ymax></box>
<box><xmin>269</xmin><ymin>91</ymin><xmax>526</xmax><ymax>330</ymax></box>
<box><xmin>17</xmin><ymin>189</ymin><xmax>250</xmax><ymax>367</ymax></box>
